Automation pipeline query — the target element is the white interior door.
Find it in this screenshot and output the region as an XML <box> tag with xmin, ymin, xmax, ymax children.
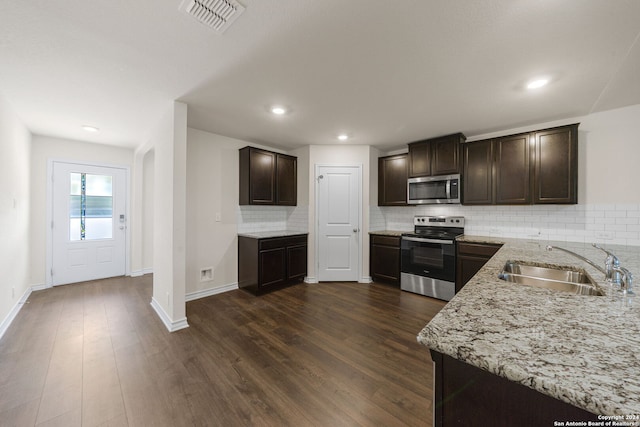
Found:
<box><xmin>317</xmin><ymin>165</ymin><xmax>361</xmax><ymax>281</ymax></box>
<box><xmin>51</xmin><ymin>162</ymin><xmax>127</xmax><ymax>286</ymax></box>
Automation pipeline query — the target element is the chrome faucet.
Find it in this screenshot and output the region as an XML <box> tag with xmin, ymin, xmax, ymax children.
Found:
<box><xmin>592</xmin><ymin>243</ymin><xmax>621</xmax><ymax>284</ymax></box>
<box><xmin>545</xmin><ymin>245</ymin><xmax>606</xmax><ymax>275</ymax></box>
<box><xmin>613</xmin><ymin>266</ymin><xmax>634</xmax><ymax>296</ymax></box>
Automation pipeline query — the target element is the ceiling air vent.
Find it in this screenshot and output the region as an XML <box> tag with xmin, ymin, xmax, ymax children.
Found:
<box><xmin>180</xmin><ymin>0</ymin><xmax>245</xmax><ymax>33</ymax></box>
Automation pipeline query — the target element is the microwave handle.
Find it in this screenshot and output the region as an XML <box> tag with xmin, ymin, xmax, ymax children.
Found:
<box><xmin>446</xmin><ymin>179</ymin><xmax>451</xmax><ymax>200</ymax></box>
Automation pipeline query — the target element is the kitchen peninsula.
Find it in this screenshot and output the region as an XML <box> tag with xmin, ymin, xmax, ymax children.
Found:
<box><xmin>418</xmin><ymin>236</ymin><xmax>640</xmax><ymax>425</ymax></box>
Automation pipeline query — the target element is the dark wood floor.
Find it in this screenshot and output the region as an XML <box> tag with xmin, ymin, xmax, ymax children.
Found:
<box><xmin>0</xmin><ymin>276</ymin><xmax>446</xmax><ymax>426</ymax></box>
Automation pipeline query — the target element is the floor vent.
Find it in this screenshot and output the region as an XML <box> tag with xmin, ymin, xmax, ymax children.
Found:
<box><xmin>180</xmin><ymin>0</ymin><xmax>245</xmax><ymax>33</ymax></box>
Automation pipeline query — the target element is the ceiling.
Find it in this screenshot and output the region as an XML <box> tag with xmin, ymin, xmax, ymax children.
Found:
<box><xmin>1</xmin><ymin>1</ymin><xmax>639</xmax><ymax>151</ymax></box>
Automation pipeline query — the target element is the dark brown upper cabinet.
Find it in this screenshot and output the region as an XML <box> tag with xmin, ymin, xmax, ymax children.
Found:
<box><xmin>463</xmin><ymin>139</ymin><xmax>494</xmax><ymax>205</ymax></box>
<box><xmin>532</xmin><ymin>124</ymin><xmax>578</xmax><ymax>204</ymax></box>
<box><xmin>378</xmin><ymin>154</ymin><xmax>408</xmax><ymax>206</ymax></box>
<box><xmin>275</xmin><ymin>153</ymin><xmax>297</xmax><ymax>205</ymax></box>
<box><xmin>408</xmin><ymin>133</ymin><xmax>465</xmax><ymax>178</ymax></box>
<box><xmin>239</xmin><ymin>146</ymin><xmax>297</xmax><ymax>206</ymax></box>
<box><xmin>495</xmin><ymin>132</ymin><xmax>531</xmax><ymax>205</ymax></box>
<box><xmin>462</xmin><ymin>124</ymin><xmax>578</xmax><ymax>205</ymax></box>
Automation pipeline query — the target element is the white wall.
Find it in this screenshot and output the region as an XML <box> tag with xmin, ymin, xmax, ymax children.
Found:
<box><xmin>142</xmin><ymin>150</ymin><xmax>154</xmax><ymax>271</ymax></box>
<box><xmin>185</xmin><ymin>128</ymin><xmax>308</xmax><ymax>296</ymax></box>
<box><xmin>307</xmin><ymin>145</ymin><xmax>373</xmax><ymax>282</ymax></box>
<box><xmin>133</xmin><ymin>101</ymin><xmax>188</xmax><ymax>330</ymax></box>
<box><xmin>185</xmin><ymin>128</ymin><xmax>247</xmax><ymax>295</ymax></box>
<box><xmin>29</xmin><ymin>135</ymin><xmax>134</xmax><ymax>286</ymax></box>
<box><xmin>0</xmin><ymin>95</ymin><xmax>32</xmax><ymax>331</ymax></box>
<box><xmin>579</xmin><ymin>104</ymin><xmax>640</xmax><ymax>204</ymax></box>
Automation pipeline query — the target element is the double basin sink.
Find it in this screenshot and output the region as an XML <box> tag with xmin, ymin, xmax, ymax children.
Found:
<box><xmin>499</xmin><ymin>261</ymin><xmax>604</xmax><ymax>296</ymax></box>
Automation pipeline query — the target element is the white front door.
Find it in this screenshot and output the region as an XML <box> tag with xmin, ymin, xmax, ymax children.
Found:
<box><xmin>317</xmin><ymin>165</ymin><xmax>361</xmax><ymax>281</ymax></box>
<box><xmin>51</xmin><ymin>162</ymin><xmax>127</xmax><ymax>286</ymax></box>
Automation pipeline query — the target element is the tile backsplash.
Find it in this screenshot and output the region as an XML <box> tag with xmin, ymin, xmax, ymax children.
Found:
<box><xmin>239</xmin><ymin>203</ymin><xmax>640</xmax><ymax>247</ymax></box>
<box><xmin>376</xmin><ymin>204</ymin><xmax>640</xmax><ymax>247</ymax></box>
<box><xmin>237</xmin><ymin>205</ymin><xmax>308</xmax><ymax>233</ymax></box>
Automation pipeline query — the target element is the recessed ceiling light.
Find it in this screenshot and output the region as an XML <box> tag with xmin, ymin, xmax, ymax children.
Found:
<box><xmin>527</xmin><ymin>78</ymin><xmax>549</xmax><ymax>90</ymax></box>
<box><xmin>271</xmin><ymin>106</ymin><xmax>286</xmax><ymax>115</ymax></box>
<box><xmin>82</xmin><ymin>125</ymin><xmax>99</xmax><ymax>132</ymax></box>
<box><xmin>337</xmin><ymin>134</ymin><xmax>349</xmax><ymax>141</ymax></box>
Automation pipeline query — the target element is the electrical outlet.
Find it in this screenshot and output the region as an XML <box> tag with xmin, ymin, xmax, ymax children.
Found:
<box><xmin>12</xmin><ymin>287</ymin><xmax>15</xmax><ymax>298</ymax></box>
<box><xmin>215</xmin><ymin>212</ymin><xmax>221</xmax><ymax>222</ymax></box>
<box><xmin>527</xmin><ymin>229</ymin><xmax>541</xmax><ymax>238</ymax></box>
<box><xmin>595</xmin><ymin>231</ymin><xmax>614</xmax><ymax>240</ymax></box>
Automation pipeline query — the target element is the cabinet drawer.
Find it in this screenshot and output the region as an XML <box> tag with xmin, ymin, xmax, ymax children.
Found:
<box><xmin>259</xmin><ymin>235</ymin><xmax>307</xmax><ymax>251</ymax></box>
<box><xmin>371</xmin><ymin>235</ymin><xmax>401</xmax><ymax>247</ymax></box>
<box><xmin>457</xmin><ymin>242</ymin><xmax>502</xmax><ymax>257</ymax></box>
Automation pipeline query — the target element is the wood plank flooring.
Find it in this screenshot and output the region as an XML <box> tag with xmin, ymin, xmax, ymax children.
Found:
<box><xmin>0</xmin><ymin>276</ymin><xmax>446</xmax><ymax>426</ymax></box>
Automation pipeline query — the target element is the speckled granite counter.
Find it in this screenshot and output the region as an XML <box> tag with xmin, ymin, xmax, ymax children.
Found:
<box><xmin>369</xmin><ymin>230</ymin><xmax>405</xmax><ymax>237</ymax></box>
<box><xmin>418</xmin><ymin>235</ymin><xmax>640</xmax><ymax>415</ymax></box>
<box><xmin>238</xmin><ymin>230</ymin><xmax>308</xmax><ymax>239</ymax></box>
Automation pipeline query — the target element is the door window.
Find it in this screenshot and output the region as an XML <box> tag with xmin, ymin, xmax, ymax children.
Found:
<box><xmin>69</xmin><ymin>173</ymin><xmax>113</xmax><ymax>241</ymax></box>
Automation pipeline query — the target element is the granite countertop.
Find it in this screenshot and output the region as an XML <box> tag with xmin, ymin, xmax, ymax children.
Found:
<box><xmin>418</xmin><ymin>235</ymin><xmax>640</xmax><ymax>415</ymax></box>
<box><xmin>237</xmin><ymin>230</ymin><xmax>308</xmax><ymax>239</ymax></box>
<box><xmin>369</xmin><ymin>230</ymin><xmax>405</xmax><ymax>237</ymax></box>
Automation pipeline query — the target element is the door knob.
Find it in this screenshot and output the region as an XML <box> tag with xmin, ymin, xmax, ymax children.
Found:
<box><xmin>353</xmin><ymin>228</ymin><xmax>359</xmax><ymax>233</ymax></box>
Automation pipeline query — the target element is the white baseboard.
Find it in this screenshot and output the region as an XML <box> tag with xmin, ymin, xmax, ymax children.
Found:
<box><xmin>185</xmin><ymin>282</ymin><xmax>238</xmax><ymax>302</ymax></box>
<box><xmin>150</xmin><ymin>297</ymin><xmax>189</xmax><ymax>333</ymax></box>
<box><xmin>359</xmin><ymin>276</ymin><xmax>373</xmax><ymax>284</ymax></box>
<box><xmin>130</xmin><ymin>268</ymin><xmax>153</xmax><ymax>277</ymax></box>
<box><xmin>31</xmin><ymin>283</ymin><xmax>48</xmax><ymax>291</ymax></box>
<box><xmin>304</xmin><ymin>276</ymin><xmax>318</xmax><ymax>284</ymax></box>
<box><xmin>0</xmin><ymin>286</ymin><xmax>34</xmax><ymax>341</ymax></box>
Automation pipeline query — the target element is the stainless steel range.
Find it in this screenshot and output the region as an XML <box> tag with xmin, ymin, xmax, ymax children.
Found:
<box><xmin>400</xmin><ymin>216</ymin><xmax>465</xmax><ymax>301</ymax></box>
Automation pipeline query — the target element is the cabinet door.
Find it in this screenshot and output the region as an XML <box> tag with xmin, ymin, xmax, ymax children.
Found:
<box><xmin>276</xmin><ymin>154</ymin><xmax>297</xmax><ymax>206</ymax></box>
<box><xmin>532</xmin><ymin>125</ymin><xmax>578</xmax><ymax>204</ymax></box>
<box><xmin>495</xmin><ymin>133</ymin><xmax>531</xmax><ymax>204</ymax></box>
<box><xmin>371</xmin><ymin>244</ymin><xmax>401</xmax><ymax>284</ymax></box>
<box><xmin>408</xmin><ymin>141</ymin><xmax>431</xmax><ymax>177</ymax></box>
<box><xmin>455</xmin><ymin>242</ymin><xmax>501</xmax><ymax>292</ymax></box>
<box><xmin>286</xmin><ymin>244</ymin><xmax>307</xmax><ymax>281</ymax></box>
<box><xmin>463</xmin><ymin>139</ymin><xmax>494</xmax><ymax>205</ymax></box>
<box><xmin>259</xmin><ymin>247</ymin><xmax>286</xmax><ymax>289</ymax></box>
<box><xmin>378</xmin><ymin>154</ymin><xmax>408</xmax><ymax>206</ymax></box>
<box><xmin>431</xmin><ymin>134</ymin><xmax>462</xmax><ymax>176</ymax></box>
<box><xmin>455</xmin><ymin>255</ymin><xmax>491</xmax><ymax>293</ymax></box>
<box><xmin>249</xmin><ymin>148</ymin><xmax>276</xmax><ymax>204</ymax></box>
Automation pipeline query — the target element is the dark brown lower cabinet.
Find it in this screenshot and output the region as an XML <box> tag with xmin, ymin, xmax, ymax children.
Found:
<box><xmin>431</xmin><ymin>351</ymin><xmax>598</xmax><ymax>426</ymax></box>
<box><xmin>455</xmin><ymin>242</ymin><xmax>502</xmax><ymax>293</ymax></box>
<box><xmin>238</xmin><ymin>234</ymin><xmax>307</xmax><ymax>295</ymax></box>
<box><xmin>370</xmin><ymin>234</ymin><xmax>401</xmax><ymax>285</ymax></box>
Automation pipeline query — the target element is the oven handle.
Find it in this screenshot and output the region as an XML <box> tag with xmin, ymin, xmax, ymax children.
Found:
<box><xmin>402</xmin><ymin>237</ymin><xmax>454</xmax><ymax>245</ymax></box>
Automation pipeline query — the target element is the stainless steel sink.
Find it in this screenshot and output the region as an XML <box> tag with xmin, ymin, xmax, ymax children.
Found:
<box><xmin>499</xmin><ymin>261</ymin><xmax>604</xmax><ymax>296</ymax></box>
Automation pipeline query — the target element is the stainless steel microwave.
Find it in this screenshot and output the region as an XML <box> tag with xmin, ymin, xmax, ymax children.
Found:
<box><xmin>407</xmin><ymin>174</ymin><xmax>461</xmax><ymax>204</ymax></box>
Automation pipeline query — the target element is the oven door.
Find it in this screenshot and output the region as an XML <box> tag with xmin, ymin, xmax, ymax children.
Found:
<box><xmin>400</xmin><ymin>237</ymin><xmax>456</xmax><ymax>283</ymax></box>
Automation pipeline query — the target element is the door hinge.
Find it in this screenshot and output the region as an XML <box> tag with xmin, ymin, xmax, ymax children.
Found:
<box><xmin>50</xmin><ymin>268</ymin><xmax>53</xmax><ymax>277</ymax></box>
<box><xmin>51</xmin><ymin>220</ymin><xmax>54</xmax><ymax>229</ymax></box>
